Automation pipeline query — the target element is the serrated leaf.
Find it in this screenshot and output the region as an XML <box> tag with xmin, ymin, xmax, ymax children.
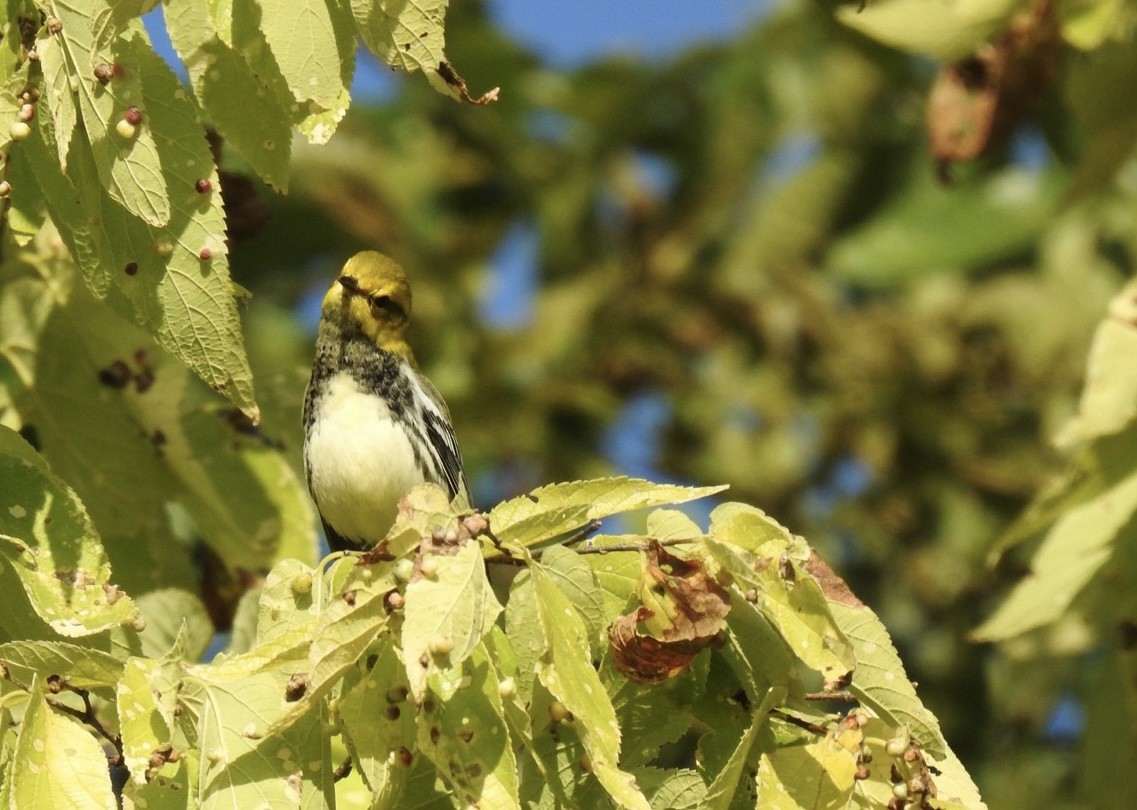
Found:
<box><xmin>706</xmin><ymin>527</ymin><xmax>854</xmax><ymax>685</ymax></box>
<box><xmin>531</xmin><ymin>563</ymin><xmax>650</xmax><ymax>810</ymax></box>
<box><xmin>0</xmin><ymin>640</ymin><xmax>124</xmax><ymax>691</ymax></box>
<box><xmin>12</xmin><ymin>680</ymin><xmax>116</xmax><ymax>809</ymax></box>
<box><xmin>135</xmin><ymin>588</ymin><xmax>213</xmax><ymax>660</ymax></box>
<box><xmin>416</xmin><ymin>643</ymin><xmax>519</xmax><ymax>808</ymax></box>
<box><xmin>254</xmin><ymin>0</ymin><xmax>346</xmax><ymax>109</ymax></box>
<box><xmin>268</xmin><ymin>568</ymin><xmax>392</xmax><ymax>734</ymax></box>
<box><xmin>196</xmin><ymin>676</ymin><xmax>332</xmax><ymax>809</ymax></box>
<box><xmin>490</xmin><ymin>477</ymin><xmax>726</xmax><ymax>548</ymax></box>
<box><xmin>122</xmin><ymin>755</ymin><xmax>196</xmax><ymax>810</ymax></box>
<box><xmin>1056</xmin><ymin>279</ymin><xmax>1137</xmax><ymax>446</ymax></box>
<box><xmin>36</xmin><ymin>34</ymin><xmax>77</xmax><ymax>170</ymax></box>
<box><xmin>118</xmin><ymin>625</ymin><xmax>188</xmax><ymax>783</ymax></box>
<box><xmin>0</xmin><ymin>424</ymin><xmax>137</xmax><ymax>636</ymax></box>
<box><xmin>402</xmin><ymin>539</ymin><xmax>502</xmax><ymax>699</ymax></box>
<box><xmin>164</xmin><ymin>0</ymin><xmax>293</xmax><ymax>188</ymax></box>
<box><xmin>827</xmin><ymin>601</ymin><xmax>948</xmax><ymax>760</ymax></box>
<box><xmin>835</xmin><ymin>0</ymin><xmax>1029</xmax><ymax>60</ymax></box>
<box><xmin>643</xmin><ymin>768</ymin><xmax>708</xmax><ymax>809</ymax></box>
<box><xmin>338</xmin><ymin>639</ymin><xmax>415</xmax><ymax>804</ymax></box>
<box><xmin>45</xmin><ymin>3</ymin><xmax>169</xmax><ymax>226</ymax></box>
<box><xmin>17</xmin><ymin>65</ymin><xmax>259</xmax><ymax>421</ymax></box>
<box><xmin>754</xmin><ymin>725</ymin><xmax>859</xmax><ymax>810</ymax></box>
<box><xmin>974</xmin><ymin>427</ymin><xmax>1137</xmax><ymax>641</ymax></box>
<box><xmin>705</xmin><ymin>687</ymin><xmax>784</xmax><ymax>810</ymax></box>
<box><xmin>541</xmin><ymin>544</ymin><xmax>606</xmax><ymax>646</ymax></box>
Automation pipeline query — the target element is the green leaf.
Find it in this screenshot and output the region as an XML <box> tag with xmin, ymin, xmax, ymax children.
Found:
<box><xmin>531</xmin><ymin>562</ymin><xmax>651</xmax><ymax>810</ymax></box>
<box><xmin>416</xmin><ymin>643</ymin><xmax>520</xmax><ymax>808</ymax></box>
<box><xmin>0</xmin><ymin>640</ymin><xmax>124</xmax><ymax>691</ymax></box>
<box><xmin>825</xmin><ymin>166</ymin><xmax>1063</xmax><ymax>287</ymax></box>
<box><xmin>704</xmin><ymin>687</ymin><xmax>783</xmax><ymax>810</ymax></box>
<box><xmin>755</xmin><ymin>729</ymin><xmax>858</xmax><ymax>810</ymax></box>
<box><xmin>0</xmin><ymin>424</ymin><xmax>137</xmax><ymax>636</ymax></box>
<box><xmin>337</xmin><ymin>639</ymin><xmax>415</xmax><ymax>804</ymax></box>
<box><xmin>706</xmin><ymin>513</ymin><xmax>854</xmax><ymax>685</ymax></box>
<box><xmin>196</xmin><ymin>678</ymin><xmax>333</xmax><ymax>808</ymax></box>
<box><xmin>163</xmin><ymin>0</ymin><xmax>292</xmax><ymax>187</ymax></box>
<box><xmin>490</xmin><ymin>477</ymin><xmax>727</xmax><ymax>548</ymax></box>
<box><xmin>118</xmin><ymin>625</ymin><xmax>188</xmax><ymax>784</ymax></box>
<box><xmin>644</xmin><ymin>768</ymin><xmax>708</xmax><ymax>809</ymax></box>
<box><xmin>135</xmin><ymin>589</ymin><xmax>213</xmax><ymax>661</ymax></box>
<box><xmin>1056</xmin><ymin>279</ymin><xmax>1137</xmax><ymax>446</ymax></box>
<box><xmin>540</xmin><ymin>544</ymin><xmax>606</xmax><ymax>646</ymax></box>
<box><xmin>11</xmin><ymin>679</ymin><xmax>116</xmax><ymax>809</ymax></box>
<box><xmin>973</xmin><ymin>424</ymin><xmax>1137</xmax><ymax>641</ymax></box>
<box><xmin>17</xmin><ymin>56</ymin><xmax>259</xmax><ymax>421</ymax></box>
<box><xmin>828</xmin><ymin>601</ymin><xmax>948</xmax><ymax>760</ymax></box>
<box><xmin>402</xmin><ymin>539</ymin><xmax>503</xmax><ymax>699</ymax></box>
<box><xmin>835</xmin><ymin>0</ymin><xmax>1030</xmax><ymax>60</ymax></box>
<box><xmin>46</xmin><ymin>2</ymin><xmax>170</xmax><ymax>226</ymax></box>
<box><xmin>268</xmin><ymin>565</ymin><xmax>393</xmax><ymax>733</ymax></box>
<box><xmin>254</xmin><ymin>0</ymin><xmax>348</xmax><ymax>110</ymax></box>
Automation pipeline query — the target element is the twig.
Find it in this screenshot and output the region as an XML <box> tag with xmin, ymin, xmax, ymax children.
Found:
<box><xmin>771</xmin><ymin>708</ymin><xmax>830</xmax><ymax>737</ymax></box>
<box><xmin>46</xmin><ymin>678</ymin><xmax>124</xmax><ymax>766</ymax></box>
<box><xmin>561</xmin><ymin>519</ymin><xmax>603</xmax><ymax>547</ymax></box>
<box><xmin>333</xmin><ymin>755</ymin><xmax>353</xmax><ymax>782</ymax></box>
<box><xmin>572</xmin><ymin>537</ymin><xmax>696</xmax><ymax>556</ymax></box>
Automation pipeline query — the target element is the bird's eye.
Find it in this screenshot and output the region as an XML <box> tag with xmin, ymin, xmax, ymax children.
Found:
<box><xmin>369</xmin><ymin>294</ymin><xmax>405</xmax><ymax>318</ymax></box>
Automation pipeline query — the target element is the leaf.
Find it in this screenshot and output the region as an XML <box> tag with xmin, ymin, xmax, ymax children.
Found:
<box><xmin>707</xmin><ymin>510</ymin><xmax>854</xmax><ymax>686</ymax></box>
<box><xmin>1056</xmin><ymin>280</ymin><xmax>1137</xmax><ymax>446</ymax></box>
<box><xmin>163</xmin><ymin>0</ymin><xmax>292</xmax><ymax>188</ymax></box>
<box><xmin>0</xmin><ymin>424</ymin><xmax>137</xmax><ymax>636</ymax></box>
<box><xmin>0</xmin><ymin>641</ymin><xmax>124</xmax><ymax>691</ymax></box>
<box><xmin>754</xmin><ymin>728</ymin><xmax>859</xmax><ymax>810</ymax></box>
<box><xmin>401</xmin><ymin>538</ymin><xmax>503</xmax><ymax>699</ymax></box>
<box><xmin>134</xmin><ymin>589</ymin><xmax>213</xmax><ymax>661</ymax></box>
<box><xmin>195</xmin><ymin>677</ymin><xmax>332</xmax><ymax>809</ymax></box>
<box><xmin>46</xmin><ymin>1</ymin><xmax>170</xmax><ymax>226</ymax></box>
<box><xmin>268</xmin><ymin>565</ymin><xmax>393</xmax><ymax>733</ymax></box>
<box><xmin>531</xmin><ymin>562</ymin><xmax>651</xmax><ymax>810</ymax></box>
<box><xmin>541</xmin><ymin>544</ymin><xmax>606</xmax><ymax>645</ymax></box>
<box><xmin>973</xmin><ymin>424</ymin><xmax>1137</xmax><ymax>641</ymax></box>
<box><xmin>610</xmin><ymin>542</ymin><xmax>731</xmax><ymax>684</ymax></box>
<box><xmin>337</xmin><ymin>639</ymin><xmax>415</xmax><ymax>805</ymax></box>
<box><xmin>490</xmin><ymin>477</ymin><xmax>727</xmax><ymax>548</ymax></box>
<box><xmin>11</xmin><ymin>680</ymin><xmax>117</xmax><ymax>809</ymax></box>
<box><xmin>827</xmin><ymin>600</ymin><xmax>947</xmax><ymax>760</ymax></box>
<box><xmin>835</xmin><ymin>0</ymin><xmax>1030</xmax><ymax>61</ymax></box>
<box><xmin>350</xmin><ymin>0</ymin><xmax>498</xmax><ymax>105</ymax></box>
<box><xmin>254</xmin><ymin>0</ymin><xmax>348</xmax><ymax>110</ymax></box>
<box><xmin>118</xmin><ymin>625</ymin><xmax>188</xmax><ymax>784</ymax></box>
<box><xmin>18</xmin><ymin>46</ymin><xmax>259</xmax><ymax>421</ymax></box>
<box><xmin>704</xmin><ymin>687</ymin><xmax>784</xmax><ymax>810</ymax></box>
<box><xmin>416</xmin><ymin>644</ymin><xmax>520</xmax><ymax>808</ymax></box>
<box><xmin>824</xmin><ymin>166</ymin><xmax>1063</xmax><ymax>287</ymax></box>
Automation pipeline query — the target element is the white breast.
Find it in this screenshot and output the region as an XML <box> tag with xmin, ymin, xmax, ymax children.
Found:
<box><xmin>304</xmin><ymin>372</ymin><xmax>424</xmax><ymax>544</ymax></box>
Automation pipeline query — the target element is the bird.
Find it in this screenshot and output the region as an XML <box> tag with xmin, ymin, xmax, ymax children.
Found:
<box><xmin>302</xmin><ymin>251</ymin><xmax>468</xmax><ymax>551</ymax></box>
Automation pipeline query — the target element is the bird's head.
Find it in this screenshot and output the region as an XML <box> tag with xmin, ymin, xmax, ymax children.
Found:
<box><xmin>321</xmin><ymin>251</ymin><xmax>415</xmax><ymax>359</ymax></box>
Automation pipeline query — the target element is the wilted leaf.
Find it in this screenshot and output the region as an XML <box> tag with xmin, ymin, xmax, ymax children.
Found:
<box><xmin>610</xmin><ymin>542</ymin><xmax>730</xmax><ymax>684</ymax></box>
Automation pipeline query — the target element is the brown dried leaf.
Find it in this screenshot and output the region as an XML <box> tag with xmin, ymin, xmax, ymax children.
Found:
<box><xmin>926</xmin><ymin>0</ymin><xmax>1061</xmax><ymax>176</ymax></box>
<box><xmin>608</xmin><ymin>541</ymin><xmax>730</xmax><ymax>684</ymax></box>
<box><xmin>803</xmin><ymin>551</ymin><xmax>862</xmax><ymax>609</ymax></box>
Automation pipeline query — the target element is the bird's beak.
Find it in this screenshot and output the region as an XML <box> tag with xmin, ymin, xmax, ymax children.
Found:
<box><xmin>337</xmin><ymin>275</ymin><xmax>362</xmax><ymax>296</ymax></box>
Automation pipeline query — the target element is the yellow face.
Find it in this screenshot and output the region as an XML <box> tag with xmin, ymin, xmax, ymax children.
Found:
<box><xmin>321</xmin><ymin>251</ymin><xmax>414</xmax><ymax>356</ymax></box>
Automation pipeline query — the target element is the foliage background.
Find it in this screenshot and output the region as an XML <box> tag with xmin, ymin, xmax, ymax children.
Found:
<box><xmin>2</xmin><ymin>0</ymin><xmax>1137</xmax><ymax>807</ymax></box>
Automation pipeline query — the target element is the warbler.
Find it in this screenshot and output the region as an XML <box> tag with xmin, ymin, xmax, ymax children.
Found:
<box><xmin>302</xmin><ymin>251</ymin><xmax>468</xmax><ymax>551</ymax></box>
